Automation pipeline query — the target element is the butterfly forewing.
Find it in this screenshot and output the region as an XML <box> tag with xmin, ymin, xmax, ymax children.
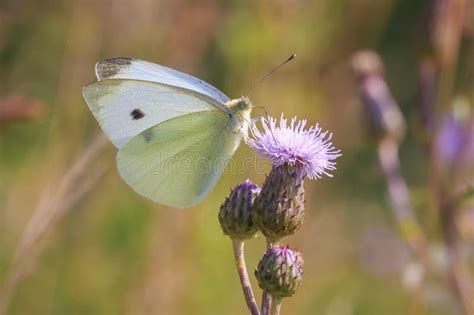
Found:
<box><xmin>95</xmin><ymin>57</ymin><xmax>230</xmax><ymax>104</ymax></box>
<box><xmin>82</xmin><ymin>79</ymin><xmax>228</xmax><ymax>148</ymax></box>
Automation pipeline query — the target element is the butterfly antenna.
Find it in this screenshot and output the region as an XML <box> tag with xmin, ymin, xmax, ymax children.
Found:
<box><xmin>246</xmin><ymin>54</ymin><xmax>296</xmax><ymax>97</ymax></box>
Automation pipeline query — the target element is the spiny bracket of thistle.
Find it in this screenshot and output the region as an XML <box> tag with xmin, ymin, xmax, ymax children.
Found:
<box><xmin>219</xmin><ymin>179</ymin><xmax>261</xmax><ymax>240</ymax></box>
<box><xmin>255</xmin><ymin>245</ymin><xmax>304</xmax><ymax>299</ymax></box>
<box><xmin>253</xmin><ymin>163</ymin><xmax>305</xmax><ymax>242</ymax></box>
<box><xmin>248</xmin><ymin>114</ymin><xmax>342</xmax><ymax>242</ymax></box>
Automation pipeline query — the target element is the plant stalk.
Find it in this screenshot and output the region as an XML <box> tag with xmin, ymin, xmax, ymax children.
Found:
<box><xmin>270</xmin><ymin>296</ymin><xmax>282</xmax><ymax>315</ymax></box>
<box><xmin>261</xmin><ymin>238</ymin><xmax>278</xmax><ymax>315</ymax></box>
<box><xmin>232</xmin><ymin>239</ymin><xmax>260</xmax><ymax>315</ymax></box>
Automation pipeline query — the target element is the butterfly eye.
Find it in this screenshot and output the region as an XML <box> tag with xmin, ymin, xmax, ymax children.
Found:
<box><xmin>237</xmin><ymin>101</ymin><xmax>246</xmax><ymax>110</ymax></box>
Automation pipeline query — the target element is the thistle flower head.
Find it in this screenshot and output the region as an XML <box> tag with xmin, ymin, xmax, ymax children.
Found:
<box><xmin>219</xmin><ymin>179</ymin><xmax>261</xmax><ymax>240</ymax></box>
<box><xmin>247</xmin><ymin>114</ymin><xmax>341</xmax><ymax>179</ymax></box>
<box><xmin>255</xmin><ymin>245</ymin><xmax>304</xmax><ymax>298</ymax></box>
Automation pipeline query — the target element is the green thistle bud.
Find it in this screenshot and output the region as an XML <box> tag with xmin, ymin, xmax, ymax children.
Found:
<box><xmin>218</xmin><ymin>179</ymin><xmax>261</xmax><ymax>240</ymax></box>
<box><xmin>255</xmin><ymin>245</ymin><xmax>304</xmax><ymax>298</ymax></box>
<box><xmin>253</xmin><ymin>164</ymin><xmax>305</xmax><ymax>242</ymax></box>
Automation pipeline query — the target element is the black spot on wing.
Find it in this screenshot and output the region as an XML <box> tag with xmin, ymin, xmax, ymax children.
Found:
<box><xmin>96</xmin><ymin>57</ymin><xmax>133</xmax><ymax>79</ymax></box>
<box><xmin>131</xmin><ymin>108</ymin><xmax>145</xmax><ymax>120</ymax></box>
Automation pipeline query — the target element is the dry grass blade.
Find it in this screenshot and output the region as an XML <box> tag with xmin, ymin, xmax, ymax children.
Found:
<box><xmin>0</xmin><ymin>134</ymin><xmax>108</xmax><ymax>315</ymax></box>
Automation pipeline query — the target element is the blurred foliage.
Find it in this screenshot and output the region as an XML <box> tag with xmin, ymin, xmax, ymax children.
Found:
<box><xmin>0</xmin><ymin>1</ymin><xmax>472</xmax><ymax>315</ymax></box>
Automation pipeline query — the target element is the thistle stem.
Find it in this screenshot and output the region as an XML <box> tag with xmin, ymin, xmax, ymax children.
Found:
<box><xmin>270</xmin><ymin>297</ymin><xmax>282</xmax><ymax>315</ymax></box>
<box><xmin>232</xmin><ymin>240</ymin><xmax>260</xmax><ymax>315</ymax></box>
<box><xmin>261</xmin><ymin>238</ymin><xmax>277</xmax><ymax>315</ymax></box>
<box><xmin>261</xmin><ymin>291</ymin><xmax>272</xmax><ymax>315</ymax></box>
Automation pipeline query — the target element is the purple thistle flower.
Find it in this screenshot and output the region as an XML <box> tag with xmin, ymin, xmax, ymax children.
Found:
<box><xmin>249</xmin><ymin>114</ymin><xmax>341</xmax><ymax>241</ymax></box>
<box><xmin>247</xmin><ymin>114</ymin><xmax>341</xmax><ymax>179</ymax></box>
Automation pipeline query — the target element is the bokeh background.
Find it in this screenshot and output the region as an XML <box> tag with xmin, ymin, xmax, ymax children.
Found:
<box><xmin>0</xmin><ymin>1</ymin><xmax>473</xmax><ymax>315</ymax></box>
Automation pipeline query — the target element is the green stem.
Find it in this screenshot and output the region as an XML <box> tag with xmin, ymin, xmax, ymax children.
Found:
<box><xmin>261</xmin><ymin>291</ymin><xmax>272</xmax><ymax>315</ymax></box>
<box><xmin>270</xmin><ymin>296</ymin><xmax>282</xmax><ymax>315</ymax></box>
<box><xmin>232</xmin><ymin>239</ymin><xmax>260</xmax><ymax>315</ymax></box>
<box><xmin>261</xmin><ymin>238</ymin><xmax>278</xmax><ymax>315</ymax></box>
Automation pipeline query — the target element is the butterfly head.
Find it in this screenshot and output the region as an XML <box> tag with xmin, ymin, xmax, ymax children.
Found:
<box><xmin>227</xmin><ymin>97</ymin><xmax>252</xmax><ymax>114</ymax></box>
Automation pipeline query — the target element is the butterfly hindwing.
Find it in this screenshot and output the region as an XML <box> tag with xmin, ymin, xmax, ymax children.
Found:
<box><xmin>116</xmin><ymin>110</ymin><xmax>241</xmax><ymax>208</ymax></box>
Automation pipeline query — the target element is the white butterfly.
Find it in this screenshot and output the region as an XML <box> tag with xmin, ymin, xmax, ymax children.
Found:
<box><xmin>83</xmin><ymin>58</ymin><xmax>252</xmax><ymax>208</ymax></box>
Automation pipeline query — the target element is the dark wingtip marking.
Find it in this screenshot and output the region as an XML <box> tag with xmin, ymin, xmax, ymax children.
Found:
<box><xmin>97</xmin><ymin>57</ymin><xmax>133</xmax><ymax>79</ymax></box>
<box><xmin>131</xmin><ymin>108</ymin><xmax>145</xmax><ymax>120</ymax></box>
<box><xmin>104</xmin><ymin>57</ymin><xmax>133</xmax><ymax>65</ymax></box>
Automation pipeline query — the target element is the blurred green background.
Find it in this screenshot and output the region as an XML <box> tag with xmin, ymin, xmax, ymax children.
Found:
<box><xmin>0</xmin><ymin>1</ymin><xmax>473</xmax><ymax>315</ymax></box>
